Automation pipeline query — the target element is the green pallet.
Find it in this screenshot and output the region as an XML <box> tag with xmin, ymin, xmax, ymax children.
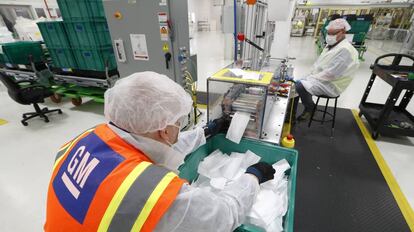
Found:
<box><xmin>64</xmin><ymin>20</ymin><xmax>112</xmax><ymax>48</ymax></box>
<box><xmin>48</xmin><ymin>47</ymin><xmax>78</xmax><ymax>69</ymax></box>
<box><xmin>57</xmin><ymin>0</ymin><xmax>106</xmax><ymax>21</ymax></box>
<box><xmin>72</xmin><ymin>46</ymin><xmax>116</xmax><ymax>71</ymax></box>
<box><xmin>179</xmin><ymin>134</ymin><xmax>298</xmax><ymax>232</ymax></box>
<box><xmin>53</xmin><ymin>84</ymin><xmax>106</xmax><ymax>103</ymax></box>
<box><xmin>37</xmin><ymin>21</ymin><xmax>71</xmax><ymax>48</ymax></box>
<box><xmin>0</xmin><ymin>41</ymin><xmax>44</xmax><ymax>65</ymax></box>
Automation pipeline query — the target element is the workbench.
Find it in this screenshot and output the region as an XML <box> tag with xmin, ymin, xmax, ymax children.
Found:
<box><xmin>359</xmin><ymin>53</ymin><xmax>414</xmax><ymax>139</ymax></box>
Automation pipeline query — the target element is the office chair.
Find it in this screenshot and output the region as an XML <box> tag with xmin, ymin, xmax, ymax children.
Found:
<box><xmin>0</xmin><ymin>73</ymin><xmax>62</xmax><ymax>126</ymax></box>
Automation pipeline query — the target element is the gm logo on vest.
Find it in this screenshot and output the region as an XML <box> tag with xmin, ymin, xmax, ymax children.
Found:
<box><xmin>53</xmin><ymin>132</ymin><xmax>124</xmax><ymax>223</ymax></box>
<box><xmin>61</xmin><ymin>146</ymin><xmax>100</xmax><ymax>199</ymax></box>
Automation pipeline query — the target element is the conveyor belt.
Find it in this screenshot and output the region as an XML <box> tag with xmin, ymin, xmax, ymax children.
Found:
<box><xmin>292</xmin><ymin>106</ymin><xmax>411</xmax><ymax>232</ymax></box>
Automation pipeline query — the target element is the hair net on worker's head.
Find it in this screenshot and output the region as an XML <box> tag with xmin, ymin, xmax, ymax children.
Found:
<box><xmin>326</xmin><ymin>18</ymin><xmax>351</xmax><ymax>31</ymax></box>
<box><xmin>104</xmin><ymin>71</ymin><xmax>192</xmax><ymax>134</ymax></box>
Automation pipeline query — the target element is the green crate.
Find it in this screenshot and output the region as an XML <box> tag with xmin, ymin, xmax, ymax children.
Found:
<box><xmin>349</xmin><ymin>20</ymin><xmax>371</xmax><ymax>34</ymax></box>
<box><xmin>57</xmin><ymin>0</ymin><xmax>106</xmax><ymax>21</ymax></box>
<box><xmin>0</xmin><ymin>41</ymin><xmax>44</xmax><ymax>65</ymax></box>
<box><xmin>64</xmin><ymin>20</ymin><xmax>112</xmax><ymax>48</ymax></box>
<box><xmin>72</xmin><ymin>46</ymin><xmax>116</xmax><ymax>71</ymax></box>
<box><xmin>48</xmin><ymin>47</ymin><xmax>78</xmax><ymax>69</ymax></box>
<box><xmin>178</xmin><ymin>134</ymin><xmax>298</xmax><ymax>232</ymax></box>
<box><xmin>353</xmin><ymin>32</ymin><xmax>366</xmax><ymax>44</ymax></box>
<box><xmin>0</xmin><ymin>52</ymin><xmax>11</xmax><ymax>64</ymax></box>
<box><xmin>37</xmin><ymin>21</ymin><xmax>71</xmax><ymax>48</ymax></box>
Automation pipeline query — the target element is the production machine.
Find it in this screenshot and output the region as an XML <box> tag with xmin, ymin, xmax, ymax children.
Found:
<box><xmin>103</xmin><ymin>0</ymin><xmax>193</xmax><ymax>85</ymax></box>
<box><xmin>207</xmin><ymin>0</ymin><xmax>294</xmax><ymax>145</ymax></box>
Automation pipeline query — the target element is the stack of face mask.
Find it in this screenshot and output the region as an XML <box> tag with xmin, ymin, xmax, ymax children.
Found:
<box><xmin>192</xmin><ymin>149</ymin><xmax>291</xmax><ymax>232</ymax></box>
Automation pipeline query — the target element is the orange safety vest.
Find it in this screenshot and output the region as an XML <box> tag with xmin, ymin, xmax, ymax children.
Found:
<box><xmin>44</xmin><ymin>124</ymin><xmax>185</xmax><ymax>232</ymax></box>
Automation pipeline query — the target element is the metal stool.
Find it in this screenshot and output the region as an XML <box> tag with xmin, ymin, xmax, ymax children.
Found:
<box><xmin>308</xmin><ymin>95</ymin><xmax>339</xmax><ymax>136</ymax></box>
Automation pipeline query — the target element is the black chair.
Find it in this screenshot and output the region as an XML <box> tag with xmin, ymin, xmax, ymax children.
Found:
<box><xmin>0</xmin><ymin>73</ymin><xmax>62</xmax><ymax>126</ymax></box>
<box><xmin>308</xmin><ymin>95</ymin><xmax>339</xmax><ymax>137</ymax></box>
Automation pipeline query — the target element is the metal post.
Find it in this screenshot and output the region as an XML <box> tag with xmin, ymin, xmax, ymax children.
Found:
<box><xmin>234</xmin><ymin>0</ymin><xmax>238</xmax><ymax>61</ymax></box>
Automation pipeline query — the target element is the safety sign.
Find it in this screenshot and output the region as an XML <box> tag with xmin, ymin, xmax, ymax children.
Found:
<box><xmin>160</xmin><ymin>25</ymin><xmax>169</xmax><ymax>41</ymax></box>
<box><xmin>130</xmin><ymin>34</ymin><xmax>149</xmax><ymax>61</ymax></box>
<box><xmin>158</xmin><ymin>12</ymin><xmax>168</xmax><ymax>23</ymax></box>
<box><xmin>162</xmin><ymin>43</ymin><xmax>169</xmax><ymax>52</ymax></box>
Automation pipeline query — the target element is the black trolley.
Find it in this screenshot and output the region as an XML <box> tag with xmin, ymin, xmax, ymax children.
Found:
<box><xmin>359</xmin><ymin>53</ymin><xmax>414</xmax><ymax>139</ymax></box>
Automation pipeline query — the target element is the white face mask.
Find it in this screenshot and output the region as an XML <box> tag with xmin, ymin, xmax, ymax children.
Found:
<box><xmin>325</xmin><ymin>34</ymin><xmax>337</xmax><ymax>46</ymax></box>
<box><xmin>163</xmin><ymin>124</ymin><xmax>181</xmax><ymax>147</ymax></box>
<box><xmin>172</xmin><ymin>127</ymin><xmax>206</xmax><ymax>155</ymax></box>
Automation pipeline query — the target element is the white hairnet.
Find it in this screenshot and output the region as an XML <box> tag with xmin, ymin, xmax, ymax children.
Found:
<box><xmin>104</xmin><ymin>71</ymin><xmax>192</xmax><ymax>134</ymax></box>
<box><xmin>326</xmin><ymin>18</ymin><xmax>351</xmax><ymax>31</ymax></box>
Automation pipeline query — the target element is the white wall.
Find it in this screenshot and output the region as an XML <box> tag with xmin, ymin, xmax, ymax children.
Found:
<box><xmin>188</xmin><ymin>0</ymin><xmax>223</xmax><ymax>31</ymax></box>
<box><xmin>270</xmin><ymin>0</ymin><xmax>297</xmax><ymax>58</ymax></box>
<box><xmin>0</xmin><ymin>0</ymin><xmax>59</xmax><ymax>19</ymax></box>
<box><xmin>0</xmin><ymin>0</ymin><xmax>57</xmax><ymax>8</ymax></box>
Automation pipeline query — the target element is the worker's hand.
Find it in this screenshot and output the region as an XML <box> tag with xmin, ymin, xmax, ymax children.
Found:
<box><xmin>204</xmin><ymin>117</ymin><xmax>230</xmax><ymax>137</ymax></box>
<box><xmin>246</xmin><ymin>162</ymin><xmax>275</xmax><ymax>184</ymax></box>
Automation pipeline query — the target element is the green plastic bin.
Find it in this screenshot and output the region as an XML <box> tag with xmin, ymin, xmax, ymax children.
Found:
<box><xmin>178</xmin><ymin>134</ymin><xmax>298</xmax><ymax>232</ymax></box>
<box><xmin>64</xmin><ymin>20</ymin><xmax>112</xmax><ymax>48</ymax></box>
<box><xmin>48</xmin><ymin>47</ymin><xmax>78</xmax><ymax>69</ymax></box>
<box><xmin>72</xmin><ymin>46</ymin><xmax>116</xmax><ymax>71</ymax></box>
<box><xmin>57</xmin><ymin>0</ymin><xmax>106</xmax><ymax>21</ymax></box>
<box><xmin>0</xmin><ymin>41</ymin><xmax>44</xmax><ymax>65</ymax></box>
<box><xmin>0</xmin><ymin>51</ymin><xmax>11</xmax><ymax>64</ymax></box>
<box><xmin>37</xmin><ymin>21</ymin><xmax>71</xmax><ymax>48</ymax></box>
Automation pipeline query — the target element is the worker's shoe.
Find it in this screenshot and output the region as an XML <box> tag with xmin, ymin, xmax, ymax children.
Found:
<box><xmin>297</xmin><ymin>111</ymin><xmax>312</xmax><ymax>121</ymax></box>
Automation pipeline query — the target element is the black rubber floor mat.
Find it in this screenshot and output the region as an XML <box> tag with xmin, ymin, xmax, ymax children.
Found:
<box><xmin>292</xmin><ymin>106</ymin><xmax>410</xmax><ymax>232</ymax></box>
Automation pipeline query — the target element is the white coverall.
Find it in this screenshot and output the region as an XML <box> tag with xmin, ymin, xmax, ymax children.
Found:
<box><xmin>300</xmin><ymin>39</ymin><xmax>360</xmax><ymax>97</ymax></box>
<box><xmin>109</xmin><ymin>124</ymin><xmax>260</xmax><ymax>232</ymax></box>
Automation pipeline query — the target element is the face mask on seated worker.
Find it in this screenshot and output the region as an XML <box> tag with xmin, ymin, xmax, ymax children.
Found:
<box><xmin>325</xmin><ymin>34</ymin><xmax>338</xmax><ymax>46</ymax></box>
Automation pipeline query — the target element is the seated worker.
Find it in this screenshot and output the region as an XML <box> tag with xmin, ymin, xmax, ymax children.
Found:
<box><xmin>44</xmin><ymin>72</ymin><xmax>276</xmax><ymax>232</ymax></box>
<box><xmin>296</xmin><ymin>18</ymin><xmax>360</xmax><ymax>121</ymax></box>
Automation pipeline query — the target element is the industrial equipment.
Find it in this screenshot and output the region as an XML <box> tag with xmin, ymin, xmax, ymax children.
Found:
<box><xmin>103</xmin><ymin>0</ymin><xmax>192</xmax><ymax>86</ymax></box>
<box><xmin>207</xmin><ymin>67</ymin><xmax>292</xmax><ymax>144</ymax></box>
<box><xmin>205</xmin><ymin>0</ymin><xmax>295</xmax><ymax>144</ymax></box>
<box><xmin>236</xmin><ymin>0</ymin><xmax>275</xmax><ymax>71</ymax></box>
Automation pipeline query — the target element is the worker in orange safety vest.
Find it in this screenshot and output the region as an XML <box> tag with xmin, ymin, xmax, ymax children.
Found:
<box><xmin>44</xmin><ymin>71</ymin><xmax>276</xmax><ymax>232</ymax></box>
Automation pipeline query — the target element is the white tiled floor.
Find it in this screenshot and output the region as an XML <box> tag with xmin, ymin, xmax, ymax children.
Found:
<box><xmin>0</xmin><ymin>32</ymin><xmax>413</xmax><ymax>231</ymax></box>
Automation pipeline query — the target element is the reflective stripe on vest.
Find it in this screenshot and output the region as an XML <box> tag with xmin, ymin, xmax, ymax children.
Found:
<box><xmin>53</xmin><ymin>128</ymin><xmax>95</xmax><ymax>171</ymax></box>
<box><xmin>98</xmin><ymin>163</ymin><xmax>177</xmax><ymax>231</ymax></box>
<box><xmin>46</xmin><ymin>124</ymin><xmax>184</xmax><ymax>232</ymax></box>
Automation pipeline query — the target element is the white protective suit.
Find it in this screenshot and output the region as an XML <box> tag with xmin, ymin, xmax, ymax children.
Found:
<box><xmin>300</xmin><ymin>39</ymin><xmax>360</xmax><ymax>97</ymax></box>
<box><xmin>108</xmin><ymin>124</ymin><xmax>260</xmax><ymax>232</ymax></box>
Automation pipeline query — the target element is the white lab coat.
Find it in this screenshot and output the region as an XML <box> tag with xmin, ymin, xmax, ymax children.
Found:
<box><xmin>108</xmin><ymin>124</ymin><xmax>260</xmax><ymax>232</ymax></box>
<box><xmin>300</xmin><ymin>39</ymin><xmax>360</xmax><ymax>97</ymax></box>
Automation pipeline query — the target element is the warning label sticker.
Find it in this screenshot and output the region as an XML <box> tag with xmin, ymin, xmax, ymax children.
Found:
<box><xmin>158</xmin><ymin>12</ymin><xmax>168</xmax><ymax>23</ymax></box>
<box><xmin>130</xmin><ymin>34</ymin><xmax>149</xmax><ymax>61</ymax></box>
<box><xmin>162</xmin><ymin>43</ymin><xmax>169</xmax><ymax>52</ymax></box>
<box><xmin>160</xmin><ymin>25</ymin><xmax>169</xmax><ymax>41</ymax></box>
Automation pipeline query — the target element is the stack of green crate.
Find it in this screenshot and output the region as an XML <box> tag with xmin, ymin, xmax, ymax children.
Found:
<box><xmin>0</xmin><ymin>41</ymin><xmax>44</xmax><ymax>65</ymax></box>
<box><xmin>57</xmin><ymin>0</ymin><xmax>116</xmax><ymax>72</ymax></box>
<box><xmin>37</xmin><ymin>20</ymin><xmax>77</xmax><ymax>70</ymax></box>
